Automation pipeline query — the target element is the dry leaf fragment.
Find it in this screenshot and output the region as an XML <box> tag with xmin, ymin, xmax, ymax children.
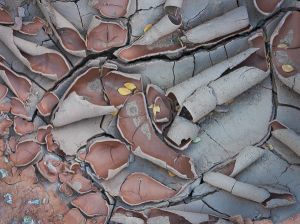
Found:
<box><xmin>144</xmin><ymin>24</ymin><xmax>153</xmax><ymax>33</ymax></box>
<box><xmin>277</xmin><ymin>43</ymin><xmax>288</xmax><ymax>49</ymax></box>
<box><xmin>152</xmin><ymin>104</ymin><xmax>161</xmax><ymax>118</ymax></box>
<box><xmin>118</xmin><ymin>87</ymin><xmax>132</xmax><ymax>96</ymax></box>
<box><xmin>282</xmin><ymin>64</ymin><xmax>294</xmax><ymax>73</ymax></box>
<box><xmin>124</xmin><ymin>82</ymin><xmax>137</xmax><ymax>91</ymax></box>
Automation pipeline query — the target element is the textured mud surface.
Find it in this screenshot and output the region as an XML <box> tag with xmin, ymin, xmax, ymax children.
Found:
<box><xmin>0</xmin><ymin>0</ymin><xmax>300</xmax><ymax>223</ymax></box>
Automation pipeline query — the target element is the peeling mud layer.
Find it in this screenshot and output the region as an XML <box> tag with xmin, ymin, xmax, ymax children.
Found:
<box><xmin>0</xmin><ymin>0</ymin><xmax>300</xmax><ymax>223</ymax></box>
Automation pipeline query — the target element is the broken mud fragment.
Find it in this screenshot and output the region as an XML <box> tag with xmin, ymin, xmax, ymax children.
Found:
<box><xmin>87</xmin><ymin>16</ymin><xmax>128</xmax><ymax>53</ymax></box>
<box><xmin>0</xmin><ymin>25</ymin><xmax>71</xmax><ymax>81</ymax></box>
<box><xmin>91</xmin><ymin>0</ymin><xmax>135</xmax><ymax>18</ymax></box>
<box><xmin>71</xmin><ymin>192</ymin><xmax>109</xmax><ymax>218</ymax></box>
<box><xmin>83</xmin><ymin>137</ymin><xmax>130</xmax><ymax>180</ymax></box>
<box><xmin>36</xmin><ymin>92</ymin><xmax>59</xmax><ymax>117</ymax></box>
<box><xmin>9</xmin><ymin>140</ymin><xmax>42</xmax><ymax>167</ymax></box>
<box><xmin>253</xmin><ymin>0</ymin><xmax>283</xmax><ymax>16</ymax></box>
<box><xmin>0</xmin><ymin>7</ymin><xmax>13</xmax><ymax>25</ymax></box>
<box><xmin>102</xmin><ymin>70</ymin><xmax>143</xmax><ymax>107</ymax></box>
<box><xmin>118</xmin><ymin>92</ymin><xmax>197</xmax><ymax>179</ymax></box>
<box><xmin>271</xmin><ymin>11</ymin><xmax>300</xmax><ymax>94</ymax></box>
<box><xmin>119</xmin><ymin>172</ymin><xmax>177</xmax><ymax>205</ymax></box>
<box><xmin>19</xmin><ymin>17</ymin><xmax>45</xmax><ymax>36</ymax></box>
<box><xmin>38</xmin><ymin>0</ymin><xmax>86</xmax><ymax>57</ymax></box>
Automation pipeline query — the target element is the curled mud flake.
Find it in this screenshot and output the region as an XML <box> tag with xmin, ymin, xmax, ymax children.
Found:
<box><xmin>86</xmin><ymin>216</ymin><xmax>107</xmax><ymax>224</ymax></box>
<box><xmin>271</xmin><ymin>11</ymin><xmax>300</xmax><ymax>79</ymax></box>
<box><xmin>11</xmin><ymin>98</ymin><xmax>30</xmax><ymax>120</ymax></box>
<box><xmin>118</xmin><ymin>93</ymin><xmax>197</xmax><ymax>179</ymax></box>
<box><xmin>204</xmin><ymin>172</ymin><xmax>296</xmax><ymax>208</ymax></box>
<box><xmin>57</xmin><ymin>28</ymin><xmax>86</xmax><ymax>52</ymax></box>
<box><xmin>22</xmin><ymin>52</ymin><xmax>70</xmax><ymax>81</ymax></box>
<box><xmin>253</xmin><ymin>0</ymin><xmax>283</xmax><ymax>15</ymax></box>
<box><xmin>63</xmin><ymin>208</ymin><xmax>86</xmax><ymax>224</ymax></box>
<box><xmin>0</xmin><ymin>7</ymin><xmax>13</xmax><ymax>25</ymax></box>
<box><xmin>85</xmin><ymin>138</ymin><xmax>130</xmax><ymax>180</ymax></box>
<box><xmin>67</xmin><ymin>172</ymin><xmax>95</xmax><ymax>194</ymax></box>
<box><xmin>181</xmin><ymin>7</ymin><xmax>250</xmax><ymax>46</ymax></box>
<box><xmin>0</xmin><ymin>116</ymin><xmax>13</xmax><ymax>136</ymax></box>
<box><xmin>270</xmin><ymin>120</ymin><xmax>300</xmax><ymax>158</ymax></box>
<box><xmin>116</xmin><ymin>32</ymin><xmax>184</xmax><ymax>62</ymax></box>
<box><xmin>281</xmin><ymin>213</ymin><xmax>300</xmax><ymax>224</ymax></box>
<box><xmin>20</xmin><ymin>17</ymin><xmax>45</xmax><ymax>36</ymax></box>
<box><xmin>261</xmin><ymin>186</ymin><xmax>296</xmax><ymax>208</ymax></box>
<box><xmin>59</xmin><ymin>182</ymin><xmax>74</xmax><ymax>197</ymax></box>
<box><xmin>0</xmin><ymin>100</ymin><xmax>11</xmax><ymax>113</ymax></box>
<box><xmin>45</xmin><ymin>133</ymin><xmax>60</xmax><ymax>153</ymax></box>
<box><xmin>102</xmin><ymin>71</ymin><xmax>142</xmax><ymax>107</ymax></box>
<box><xmin>9</xmin><ymin>140</ymin><xmax>42</xmax><ymax>167</ymax></box>
<box><xmin>213</xmin><ymin>146</ymin><xmax>264</xmax><ymax>177</ymax></box>
<box><xmin>146</xmin><ymin>84</ymin><xmax>174</xmax><ymax>127</ymax></box>
<box><xmin>120</xmin><ymin>172</ymin><xmax>177</xmax><ymax>205</ymax></box>
<box><xmin>87</xmin><ymin>17</ymin><xmax>128</xmax><ymax>53</ymax></box>
<box><xmin>14</xmin><ymin>117</ymin><xmax>34</xmax><ymax>136</ymax></box>
<box><xmin>37</xmin><ymin>125</ymin><xmax>52</xmax><ymax>144</ymax></box>
<box><xmin>111</xmin><ymin>207</ymin><xmax>147</xmax><ymax>224</ymax></box>
<box><xmin>0</xmin><ymin>63</ymin><xmax>31</xmax><ymax>102</ymax></box>
<box><xmin>0</xmin><ymin>83</ymin><xmax>8</xmax><ymax>100</ymax></box>
<box><xmin>37</xmin><ymin>156</ymin><xmax>63</xmax><ymax>183</ymax></box>
<box><xmin>147</xmin><ymin>208</ymin><xmax>192</xmax><ymax>224</ymax></box>
<box><xmin>67</xmin><ymin>67</ymin><xmax>106</xmax><ymax>106</ymax></box>
<box><xmin>37</xmin><ymin>92</ymin><xmax>59</xmax><ymax>117</ymax></box>
<box><xmin>71</xmin><ymin>192</ymin><xmax>109</xmax><ymax>218</ymax></box>
<box><xmin>8</xmin><ymin>136</ymin><xmax>18</xmax><ymax>153</ymax></box>
<box><xmin>93</xmin><ymin>0</ymin><xmax>129</xmax><ymax>18</ymax></box>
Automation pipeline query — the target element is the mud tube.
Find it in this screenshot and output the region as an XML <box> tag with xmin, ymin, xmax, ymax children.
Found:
<box><xmin>271</xmin><ymin>120</ymin><xmax>300</xmax><ymax>157</ymax></box>
<box><xmin>165</xmin><ymin>116</ymin><xmax>200</xmax><ymax>150</ymax></box>
<box><xmin>181</xmin><ymin>86</ymin><xmax>217</xmax><ymax>123</ymax></box>
<box><xmin>209</xmin><ymin>66</ymin><xmax>269</xmax><ymax>105</ymax></box>
<box><xmin>134</xmin><ymin>15</ymin><xmax>181</xmax><ymax>46</ymax></box>
<box><xmin>181</xmin><ymin>7</ymin><xmax>249</xmax><ymax>44</ymax></box>
<box><xmin>166</xmin><ymin>48</ymin><xmax>258</xmax><ymax>106</ymax></box>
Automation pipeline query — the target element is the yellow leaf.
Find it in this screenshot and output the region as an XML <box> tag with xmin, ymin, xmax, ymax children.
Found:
<box><xmin>153</xmin><ymin>104</ymin><xmax>161</xmax><ymax>117</ymax></box>
<box><xmin>111</xmin><ymin>110</ymin><xmax>119</xmax><ymax>117</ymax></box>
<box><xmin>144</xmin><ymin>24</ymin><xmax>152</xmax><ymax>33</ymax></box>
<box><xmin>282</xmin><ymin>64</ymin><xmax>294</xmax><ymax>73</ymax></box>
<box><xmin>265</xmin><ymin>143</ymin><xmax>274</xmax><ymax>150</ymax></box>
<box><xmin>277</xmin><ymin>43</ymin><xmax>288</xmax><ymax>49</ymax></box>
<box><xmin>118</xmin><ymin>87</ymin><xmax>132</xmax><ymax>96</ymax></box>
<box><xmin>124</xmin><ymin>82</ymin><xmax>137</xmax><ymax>91</ymax></box>
<box><xmin>168</xmin><ymin>171</ymin><xmax>175</xmax><ymax>177</ymax></box>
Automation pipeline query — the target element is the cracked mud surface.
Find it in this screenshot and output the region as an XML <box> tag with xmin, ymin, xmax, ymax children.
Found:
<box><xmin>0</xmin><ymin>0</ymin><xmax>300</xmax><ymax>223</ymax></box>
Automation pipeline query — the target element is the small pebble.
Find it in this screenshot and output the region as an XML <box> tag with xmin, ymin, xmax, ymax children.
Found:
<box><xmin>4</xmin><ymin>193</ymin><xmax>13</xmax><ymax>204</ymax></box>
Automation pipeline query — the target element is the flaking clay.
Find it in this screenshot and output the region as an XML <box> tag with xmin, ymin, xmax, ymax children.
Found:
<box><xmin>0</xmin><ymin>1</ymin><xmax>299</xmax><ymax>223</ymax></box>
